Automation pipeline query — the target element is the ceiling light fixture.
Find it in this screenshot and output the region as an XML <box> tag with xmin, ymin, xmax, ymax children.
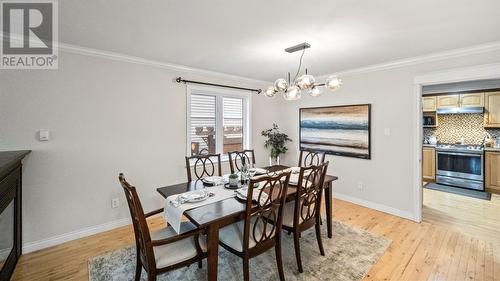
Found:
<box><xmin>264</xmin><ymin>42</ymin><xmax>342</xmax><ymax>100</ymax></box>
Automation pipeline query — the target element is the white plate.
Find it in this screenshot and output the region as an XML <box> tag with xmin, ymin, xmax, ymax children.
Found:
<box><xmin>254</xmin><ymin>168</ymin><xmax>268</xmax><ymax>175</ymax></box>
<box><xmin>178</xmin><ymin>190</ymin><xmax>209</xmax><ymax>203</ymax></box>
<box><xmin>202</xmin><ymin>176</ymin><xmax>224</xmax><ymax>185</ymax></box>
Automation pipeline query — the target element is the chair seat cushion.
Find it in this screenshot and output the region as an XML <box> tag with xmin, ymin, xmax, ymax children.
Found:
<box><xmin>282</xmin><ymin>201</ymin><xmax>313</xmax><ymax>228</ymax></box>
<box><xmin>219</xmin><ymin>217</ymin><xmax>275</xmax><ymax>252</ymax></box>
<box><xmin>151</xmin><ymin>222</ymin><xmax>206</xmax><ymax>269</ymax></box>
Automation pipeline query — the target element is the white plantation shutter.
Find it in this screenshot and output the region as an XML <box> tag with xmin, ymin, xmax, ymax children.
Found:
<box><xmin>189</xmin><ymin>94</ymin><xmax>216</xmax><ymax>154</ymax></box>
<box><xmin>187</xmin><ymin>86</ymin><xmax>250</xmax><ymax>158</ymax></box>
<box><xmin>223</xmin><ymin>97</ymin><xmax>244</xmax><ymax>152</ymax></box>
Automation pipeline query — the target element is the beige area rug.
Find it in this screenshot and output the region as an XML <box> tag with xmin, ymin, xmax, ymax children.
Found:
<box><xmin>88</xmin><ymin>220</ymin><xmax>390</xmax><ymax>281</ymax></box>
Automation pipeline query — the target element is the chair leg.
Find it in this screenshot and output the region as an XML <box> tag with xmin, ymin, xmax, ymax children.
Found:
<box><xmin>275</xmin><ymin>239</ymin><xmax>286</xmax><ymax>281</ymax></box>
<box><xmin>293</xmin><ymin>232</ymin><xmax>303</xmax><ymax>273</ymax></box>
<box><xmin>147</xmin><ymin>272</ymin><xmax>156</xmax><ymax>281</ymax></box>
<box><xmin>243</xmin><ymin>256</ymin><xmax>250</xmax><ymax>281</ymax></box>
<box><xmin>315</xmin><ymin>221</ymin><xmax>325</xmax><ymax>256</ymax></box>
<box><xmin>134</xmin><ymin>259</ymin><xmax>142</xmax><ymax>281</ymax></box>
<box><xmin>198</xmin><ymin>259</ymin><xmax>203</xmax><ymax>269</ymax></box>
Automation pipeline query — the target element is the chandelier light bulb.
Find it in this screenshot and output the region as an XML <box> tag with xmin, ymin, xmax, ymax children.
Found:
<box><xmin>295</xmin><ymin>74</ymin><xmax>315</xmax><ymax>90</ymax></box>
<box><xmin>283</xmin><ymin>86</ymin><xmax>301</xmax><ymax>101</ymax></box>
<box><xmin>308</xmin><ymin>86</ymin><xmax>323</xmax><ymax>97</ymax></box>
<box><xmin>325</xmin><ymin>75</ymin><xmax>342</xmax><ymax>91</ymax></box>
<box><xmin>274</xmin><ymin>78</ymin><xmax>288</xmax><ymax>92</ymax></box>
<box><xmin>264</xmin><ymin>86</ymin><xmax>277</xmax><ymax>98</ymax></box>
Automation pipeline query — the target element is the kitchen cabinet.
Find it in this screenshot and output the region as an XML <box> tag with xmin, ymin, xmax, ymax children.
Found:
<box><xmin>422</xmin><ymin>147</ymin><xmax>435</xmax><ymax>182</ymax></box>
<box><xmin>437</xmin><ymin>95</ymin><xmax>460</xmax><ymax>108</ymax></box>
<box><xmin>484</xmin><ymin>91</ymin><xmax>500</xmax><ymax>128</ymax></box>
<box><xmin>459</xmin><ymin>93</ymin><xmax>484</xmax><ymax>107</ymax></box>
<box><xmin>485</xmin><ymin>151</ymin><xmax>500</xmax><ymax>194</ymax></box>
<box><xmin>422</xmin><ymin>96</ymin><xmax>437</xmax><ymax>112</ymax></box>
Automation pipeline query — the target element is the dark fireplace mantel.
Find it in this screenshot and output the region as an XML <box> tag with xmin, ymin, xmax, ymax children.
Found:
<box><xmin>0</xmin><ymin>150</ymin><xmax>30</xmax><ymax>281</ymax></box>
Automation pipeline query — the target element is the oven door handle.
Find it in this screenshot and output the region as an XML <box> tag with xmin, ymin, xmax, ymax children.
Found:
<box><xmin>436</xmin><ymin>151</ymin><xmax>483</xmax><ymax>157</ymax></box>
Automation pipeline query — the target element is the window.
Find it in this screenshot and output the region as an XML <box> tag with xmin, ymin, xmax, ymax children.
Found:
<box><xmin>187</xmin><ymin>85</ymin><xmax>250</xmax><ymax>159</ymax></box>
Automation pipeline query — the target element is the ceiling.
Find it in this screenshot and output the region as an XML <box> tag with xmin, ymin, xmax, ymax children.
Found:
<box><xmin>60</xmin><ymin>0</ymin><xmax>500</xmax><ymax>81</ymax></box>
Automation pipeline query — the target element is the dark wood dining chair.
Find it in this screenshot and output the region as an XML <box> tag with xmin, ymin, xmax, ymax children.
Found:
<box><xmin>185</xmin><ymin>153</ymin><xmax>222</xmax><ymax>181</ymax></box>
<box><xmin>118</xmin><ymin>173</ymin><xmax>207</xmax><ymax>281</ymax></box>
<box><xmin>228</xmin><ymin>149</ymin><xmax>256</xmax><ymax>173</ymax></box>
<box><xmin>281</xmin><ymin>162</ymin><xmax>329</xmax><ymax>273</ymax></box>
<box><xmin>218</xmin><ymin>171</ymin><xmax>291</xmax><ymax>281</ymax></box>
<box><xmin>298</xmin><ymin>149</ymin><xmax>326</xmax><ymax>167</ymax></box>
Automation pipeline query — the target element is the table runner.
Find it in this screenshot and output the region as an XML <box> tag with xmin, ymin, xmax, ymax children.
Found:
<box><xmin>165</xmin><ymin>185</ymin><xmax>236</xmax><ymax>233</ymax></box>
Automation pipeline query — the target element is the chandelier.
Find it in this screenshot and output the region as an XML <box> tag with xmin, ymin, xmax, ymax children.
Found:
<box><xmin>264</xmin><ymin>42</ymin><xmax>342</xmax><ymax>101</ymax></box>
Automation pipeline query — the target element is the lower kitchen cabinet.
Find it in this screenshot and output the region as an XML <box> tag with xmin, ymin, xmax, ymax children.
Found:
<box><xmin>422</xmin><ymin>147</ymin><xmax>436</xmax><ymax>182</ymax></box>
<box><xmin>485</xmin><ymin>151</ymin><xmax>500</xmax><ymax>194</ymax></box>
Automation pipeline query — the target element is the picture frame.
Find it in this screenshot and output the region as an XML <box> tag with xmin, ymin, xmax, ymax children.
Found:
<box><xmin>299</xmin><ymin>104</ymin><xmax>371</xmax><ymax>159</ymax></box>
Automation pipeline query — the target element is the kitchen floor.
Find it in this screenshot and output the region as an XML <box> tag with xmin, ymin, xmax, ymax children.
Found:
<box><xmin>423</xmin><ymin>187</ymin><xmax>500</xmax><ymax>251</ymax></box>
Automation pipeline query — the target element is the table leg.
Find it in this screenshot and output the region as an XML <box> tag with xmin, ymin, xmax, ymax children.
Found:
<box><xmin>207</xmin><ymin>224</ymin><xmax>219</xmax><ymax>281</ymax></box>
<box><xmin>325</xmin><ymin>182</ymin><xmax>333</xmax><ymax>238</ymax></box>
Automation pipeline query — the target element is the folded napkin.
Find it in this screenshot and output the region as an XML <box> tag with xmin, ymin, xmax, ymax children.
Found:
<box><xmin>164</xmin><ymin>186</ymin><xmax>235</xmax><ymax>233</ymax></box>
<box><xmin>235</xmin><ymin>187</ymin><xmax>269</xmax><ymax>206</ymax></box>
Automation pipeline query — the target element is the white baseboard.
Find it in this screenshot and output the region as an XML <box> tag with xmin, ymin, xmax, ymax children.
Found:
<box><xmin>333</xmin><ymin>192</ymin><xmax>419</xmax><ymax>222</ymax></box>
<box><xmin>22</xmin><ymin>217</ymin><xmax>131</xmax><ymax>254</ymax></box>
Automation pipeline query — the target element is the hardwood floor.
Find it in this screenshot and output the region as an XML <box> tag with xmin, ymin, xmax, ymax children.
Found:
<box><xmin>11</xmin><ymin>192</ymin><xmax>500</xmax><ymax>281</ymax></box>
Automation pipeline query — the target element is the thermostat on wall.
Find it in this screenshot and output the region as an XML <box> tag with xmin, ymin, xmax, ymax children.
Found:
<box><xmin>39</xmin><ymin>130</ymin><xmax>50</xmax><ymax>141</ymax></box>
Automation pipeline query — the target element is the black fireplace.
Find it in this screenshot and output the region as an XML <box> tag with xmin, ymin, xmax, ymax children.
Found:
<box><xmin>0</xmin><ymin>151</ymin><xmax>30</xmax><ymax>281</ymax></box>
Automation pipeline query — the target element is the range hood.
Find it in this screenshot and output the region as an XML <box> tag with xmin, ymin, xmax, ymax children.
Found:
<box><xmin>437</xmin><ymin>106</ymin><xmax>484</xmax><ymax>114</ymax></box>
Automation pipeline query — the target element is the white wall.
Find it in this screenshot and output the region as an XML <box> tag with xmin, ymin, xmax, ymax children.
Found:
<box><xmin>2</xmin><ymin>45</ymin><xmax>500</xmax><ymax>251</ymax></box>
<box><xmin>278</xmin><ymin>49</ymin><xmax>500</xmax><ymax>220</ymax></box>
<box><xmin>0</xmin><ymin>51</ymin><xmax>281</xmax><ymax>249</ymax></box>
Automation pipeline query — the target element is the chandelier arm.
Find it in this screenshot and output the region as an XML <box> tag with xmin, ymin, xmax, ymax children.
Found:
<box><xmin>293</xmin><ymin>48</ymin><xmax>306</xmax><ymax>83</ymax></box>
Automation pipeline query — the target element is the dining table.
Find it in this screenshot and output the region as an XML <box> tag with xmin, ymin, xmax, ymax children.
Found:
<box><xmin>156</xmin><ymin>165</ymin><xmax>338</xmax><ymax>281</ymax></box>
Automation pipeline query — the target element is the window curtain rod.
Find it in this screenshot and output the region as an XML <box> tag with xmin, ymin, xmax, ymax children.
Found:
<box><xmin>175</xmin><ymin>77</ymin><xmax>262</xmax><ymax>94</ymax></box>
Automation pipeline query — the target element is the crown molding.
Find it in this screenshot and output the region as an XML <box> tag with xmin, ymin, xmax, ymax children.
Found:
<box><xmin>4</xmin><ymin>32</ymin><xmax>499</xmax><ymax>83</ymax></box>
<box><xmin>320</xmin><ymin>41</ymin><xmax>500</xmax><ymax>79</ymax></box>
<box><xmin>0</xmin><ymin>33</ymin><xmax>269</xmax><ymax>84</ymax></box>
<box><xmin>57</xmin><ymin>43</ymin><xmax>271</xmax><ymax>85</ymax></box>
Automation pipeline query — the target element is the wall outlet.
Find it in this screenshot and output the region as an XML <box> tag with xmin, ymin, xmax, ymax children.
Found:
<box><xmin>357</xmin><ymin>182</ymin><xmax>364</xmax><ymax>191</ymax></box>
<box><xmin>111</xmin><ymin>198</ymin><xmax>120</xmax><ymax>209</ymax></box>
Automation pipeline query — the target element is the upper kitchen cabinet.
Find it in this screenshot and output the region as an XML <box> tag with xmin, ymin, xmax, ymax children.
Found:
<box><xmin>459</xmin><ymin>93</ymin><xmax>484</xmax><ymax>107</ymax></box>
<box><xmin>437</xmin><ymin>94</ymin><xmax>460</xmax><ymax>108</ymax></box>
<box><xmin>484</xmin><ymin>91</ymin><xmax>500</xmax><ymax>128</ymax></box>
<box><xmin>422</xmin><ymin>96</ymin><xmax>437</xmax><ymax>112</ymax></box>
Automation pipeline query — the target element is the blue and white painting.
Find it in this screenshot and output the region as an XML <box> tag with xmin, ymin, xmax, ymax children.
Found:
<box><xmin>300</xmin><ymin>104</ymin><xmax>371</xmax><ymax>159</ymax></box>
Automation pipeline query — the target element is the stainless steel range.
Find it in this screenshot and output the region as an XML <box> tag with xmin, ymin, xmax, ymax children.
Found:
<box><xmin>435</xmin><ymin>144</ymin><xmax>484</xmax><ymax>191</ymax></box>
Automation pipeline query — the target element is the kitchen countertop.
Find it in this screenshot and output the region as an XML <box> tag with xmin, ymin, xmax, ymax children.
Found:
<box><xmin>485</xmin><ymin>147</ymin><xmax>500</xmax><ymax>152</ymax></box>
<box><xmin>423</xmin><ymin>144</ymin><xmax>436</xmax><ymax>148</ymax></box>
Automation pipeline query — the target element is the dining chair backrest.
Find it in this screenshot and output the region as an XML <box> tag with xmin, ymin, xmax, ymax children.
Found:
<box><xmin>228</xmin><ymin>149</ymin><xmax>256</xmax><ymax>173</ymax></box>
<box><xmin>298</xmin><ymin>149</ymin><xmax>326</xmax><ymax>167</ymax></box>
<box><xmin>293</xmin><ymin>162</ymin><xmax>329</xmax><ymax>227</ymax></box>
<box><xmin>243</xmin><ymin>171</ymin><xmax>291</xmax><ymax>252</ymax></box>
<box><xmin>185</xmin><ymin>153</ymin><xmax>222</xmax><ymax>181</ymax></box>
<box><xmin>118</xmin><ymin>173</ymin><xmax>156</xmax><ymax>271</ymax></box>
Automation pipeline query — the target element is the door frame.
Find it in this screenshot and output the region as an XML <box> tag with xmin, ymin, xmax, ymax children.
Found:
<box><xmin>412</xmin><ymin>62</ymin><xmax>500</xmax><ymax>222</ymax></box>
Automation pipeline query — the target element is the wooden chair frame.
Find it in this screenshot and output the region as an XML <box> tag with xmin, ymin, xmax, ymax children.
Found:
<box><xmin>185</xmin><ymin>154</ymin><xmax>222</xmax><ymax>181</ymax></box>
<box><xmin>218</xmin><ymin>171</ymin><xmax>291</xmax><ymax>281</ymax></box>
<box><xmin>228</xmin><ymin>149</ymin><xmax>256</xmax><ymax>173</ymax></box>
<box><xmin>119</xmin><ymin>173</ymin><xmax>207</xmax><ymax>281</ymax></box>
<box><xmin>283</xmin><ymin>162</ymin><xmax>329</xmax><ymax>273</ymax></box>
<box><xmin>298</xmin><ymin>149</ymin><xmax>326</xmax><ymax>167</ymax></box>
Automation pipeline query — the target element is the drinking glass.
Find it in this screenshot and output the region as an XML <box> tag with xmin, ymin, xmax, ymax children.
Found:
<box><xmin>241</xmin><ymin>163</ymin><xmax>249</xmax><ymax>184</ymax></box>
<box><xmin>248</xmin><ymin>163</ymin><xmax>257</xmax><ymax>178</ymax></box>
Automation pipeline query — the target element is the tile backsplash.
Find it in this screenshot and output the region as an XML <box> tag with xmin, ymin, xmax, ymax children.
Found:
<box><xmin>423</xmin><ymin>113</ymin><xmax>500</xmax><ymax>144</ymax></box>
